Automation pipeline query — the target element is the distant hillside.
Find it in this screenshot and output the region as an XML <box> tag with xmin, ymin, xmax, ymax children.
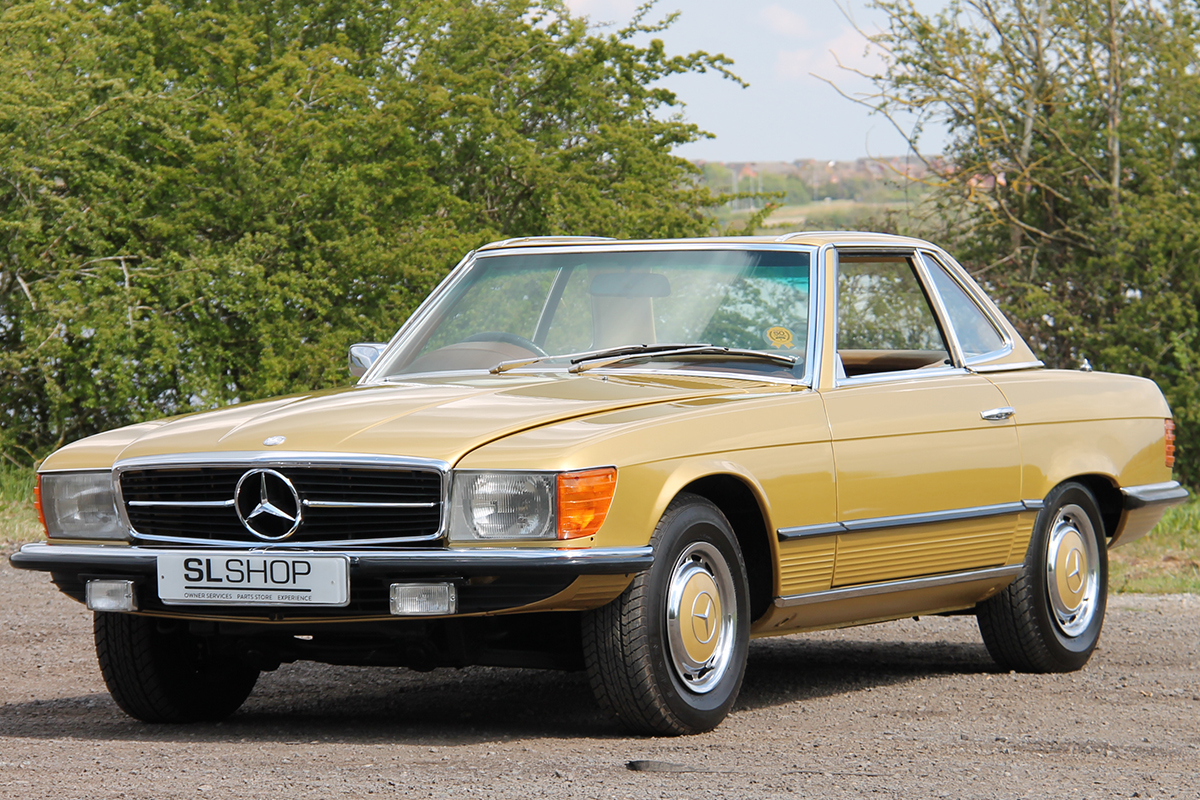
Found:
<box><xmin>695</xmin><ymin>157</ymin><xmax>941</xmax><ymax>232</ymax></box>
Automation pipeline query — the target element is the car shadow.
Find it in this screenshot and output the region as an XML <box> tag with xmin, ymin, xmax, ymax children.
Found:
<box><xmin>0</xmin><ymin>632</ymin><xmax>999</xmax><ymax>744</ymax></box>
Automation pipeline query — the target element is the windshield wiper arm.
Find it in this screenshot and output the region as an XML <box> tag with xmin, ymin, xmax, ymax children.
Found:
<box><xmin>490</xmin><ymin>343</ymin><xmax>709</xmax><ymax>374</ymax></box>
<box><xmin>568</xmin><ymin>346</ymin><xmax>799</xmax><ymax>373</ymax></box>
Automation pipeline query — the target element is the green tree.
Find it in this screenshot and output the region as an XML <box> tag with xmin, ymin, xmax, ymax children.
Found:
<box><xmin>0</xmin><ymin>0</ymin><xmax>741</xmax><ymax>464</ymax></box>
<box><xmin>862</xmin><ymin>0</ymin><xmax>1200</xmax><ymax>486</ymax></box>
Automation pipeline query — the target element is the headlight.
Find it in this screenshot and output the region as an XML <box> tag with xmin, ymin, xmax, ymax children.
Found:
<box><xmin>449</xmin><ymin>468</ymin><xmax>617</xmax><ymax>542</ymax></box>
<box><xmin>38</xmin><ymin>472</ymin><xmax>128</xmax><ymax>541</ymax></box>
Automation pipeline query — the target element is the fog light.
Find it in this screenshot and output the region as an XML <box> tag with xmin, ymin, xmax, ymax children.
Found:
<box><xmin>389</xmin><ymin>583</ymin><xmax>457</xmax><ymax>616</ymax></box>
<box><xmin>86</xmin><ymin>580</ymin><xmax>138</xmax><ymax>612</ymax></box>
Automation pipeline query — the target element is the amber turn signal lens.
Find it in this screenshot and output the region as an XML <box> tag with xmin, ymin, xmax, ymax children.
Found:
<box><xmin>34</xmin><ymin>474</ymin><xmax>48</xmax><ymax>537</ymax></box>
<box><xmin>1165</xmin><ymin>418</ymin><xmax>1176</xmax><ymax>468</ymax></box>
<box><xmin>557</xmin><ymin>467</ymin><xmax>617</xmax><ymax>540</ymax></box>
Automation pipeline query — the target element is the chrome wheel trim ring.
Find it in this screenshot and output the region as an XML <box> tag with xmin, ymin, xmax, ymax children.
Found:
<box><xmin>665</xmin><ymin>541</ymin><xmax>737</xmax><ymax>695</ymax></box>
<box><xmin>1045</xmin><ymin>503</ymin><xmax>1101</xmax><ymax>638</ymax></box>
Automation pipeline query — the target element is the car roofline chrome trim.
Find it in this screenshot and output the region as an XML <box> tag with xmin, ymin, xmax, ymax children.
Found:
<box><xmin>777</xmin><ymin>500</ymin><xmax>1044</xmax><ymax>541</ymax></box>
<box><xmin>1121</xmin><ymin>480</ymin><xmax>1190</xmax><ymax>510</ymax></box>
<box><xmin>112</xmin><ymin>452</ymin><xmax>451</xmax><ymax>547</ymax></box>
<box><xmin>473</xmin><ymin>242</ymin><xmax>819</xmax><ymax>257</ymax></box>
<box><xmin>774</xmin><ymin>564</ymin><xmax>1023</xmax><ymax>608</ymax></box>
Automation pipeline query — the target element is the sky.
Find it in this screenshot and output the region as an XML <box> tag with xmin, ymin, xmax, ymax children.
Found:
<box><xmin>562</xmin><ymin>0</ymin><xmax>949</xmax><ymax>162</ymax></box>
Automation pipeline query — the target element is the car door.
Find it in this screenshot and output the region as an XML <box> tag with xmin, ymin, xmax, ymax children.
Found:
<box><xmin>820</xmin><ymin>249</ymin><xmax>1024</xmax><ymax>587</ymax></box>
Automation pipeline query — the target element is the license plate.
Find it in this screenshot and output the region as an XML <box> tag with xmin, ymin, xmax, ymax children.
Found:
<box><xmin>157</xmin><ymin>552</ymin><xmax>350</xmax><ymax>607</ymax></box>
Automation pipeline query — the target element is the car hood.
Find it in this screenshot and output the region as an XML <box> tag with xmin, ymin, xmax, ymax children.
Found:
<box><xmin>44</xmin><ymin>372</ymin><xmax>778</xmax><ymax>470</ymax></box>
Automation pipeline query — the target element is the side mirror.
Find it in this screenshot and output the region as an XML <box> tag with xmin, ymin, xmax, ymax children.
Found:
<box><xmin>349</xmin><ymin>343</ymin><xmax>386</xmax><ymax>378</ymax></box>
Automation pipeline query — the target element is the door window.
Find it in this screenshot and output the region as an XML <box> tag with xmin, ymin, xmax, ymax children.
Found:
<box><xmin>836</xmin><ymin>255</ymin><xmax>951</xmax><ymax>377</ymax></box>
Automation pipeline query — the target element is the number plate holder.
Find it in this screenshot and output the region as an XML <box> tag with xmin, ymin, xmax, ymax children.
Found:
<box><xmin>157</xmin><ymin>552</ymin><xmax>350</xmax><ymax>607</ymax></box>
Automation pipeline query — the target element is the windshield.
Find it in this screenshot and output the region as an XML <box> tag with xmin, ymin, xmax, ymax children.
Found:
<box><xmin>374</xmin><ymin>248</ymin><xmax>813</xmax><ymax>380</ymax></box>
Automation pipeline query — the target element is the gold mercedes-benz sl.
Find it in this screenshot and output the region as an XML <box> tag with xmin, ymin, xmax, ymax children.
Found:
<box><xmin>12</xmin><ymin>232</ymin><xmax>1188</xmax><ymax>735</ymax></box>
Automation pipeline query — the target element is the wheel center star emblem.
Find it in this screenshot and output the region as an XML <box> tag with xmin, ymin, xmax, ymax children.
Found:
<box><xmin>692</xmin><ymin>592</ymin><xmax>716</xmax><ymax>643</ymax></box>
<box><xmin>234</xmin><ymin>468</ymin><xmax>303</xmax><ymax>540</ymax></box>
<box><xmin>1066</xmin><ymin>549</ymin><xmax>1083</xmax><ymax>592</ymax></box>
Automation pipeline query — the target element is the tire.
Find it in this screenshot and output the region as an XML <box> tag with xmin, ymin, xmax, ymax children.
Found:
<box><xmin>976</xmin><ymin>481</ymin><xmax>1108</xmax><ymax>672</ymax></box>
<box><xmin>582</xmin><ymin>493</ymin><xmax>750</xmax><ymax>735</ymax></box>
<box><xmin>94</xmin><ymin>612</ymin><xmax>259</xmax><ymax>723</ymax></box>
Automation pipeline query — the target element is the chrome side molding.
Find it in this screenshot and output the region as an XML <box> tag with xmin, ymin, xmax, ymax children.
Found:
<box><xmin>777</xmin><ymin>500</ymin><xmax>1043</xmax><ymax>542</ymax></box>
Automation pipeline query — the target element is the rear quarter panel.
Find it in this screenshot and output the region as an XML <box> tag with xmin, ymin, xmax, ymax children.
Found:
<box><xmin>984</xmin><ymin>370</ymin><xmax>1173</xmax><ymax>498</ymax></box>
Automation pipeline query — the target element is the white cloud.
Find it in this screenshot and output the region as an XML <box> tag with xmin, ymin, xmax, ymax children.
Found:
<box><xmin>759</xmin><ymin>4</ymin><xmax>810</xmax><ymax>39</ymax></box>
<box><xmin>775</xmin><ymin>26</ymin><xmax>882</xmax><ymax>86</ymax></box>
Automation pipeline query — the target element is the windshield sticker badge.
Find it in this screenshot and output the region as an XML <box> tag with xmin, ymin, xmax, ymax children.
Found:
<box><xmin>765</xmin><ymin>327</ymin><xmax>795</xmax><ymax>349</ymax></box>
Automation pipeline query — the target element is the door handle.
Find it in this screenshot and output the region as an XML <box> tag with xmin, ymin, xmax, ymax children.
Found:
<box><xmin>980</xmin><ymin>406</ymin><xmax>1015</xmax><ymax>421</ymax></box>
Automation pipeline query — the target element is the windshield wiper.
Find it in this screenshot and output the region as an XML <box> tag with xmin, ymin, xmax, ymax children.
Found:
<box><xmin>568</xmin><ymin>346</ymin><xmax>799</xmax><ymax>373</ymax></box>
<box><xmin>490</xmin><ymin>343</ymin><xmax>709</xmax><ymax>374</ymax></box>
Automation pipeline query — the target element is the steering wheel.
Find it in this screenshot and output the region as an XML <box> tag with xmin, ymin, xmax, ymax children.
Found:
<box><xmin>461</xmin><ymin>331</ymin><xmax>549</xmax><ymax>356</ymax></box>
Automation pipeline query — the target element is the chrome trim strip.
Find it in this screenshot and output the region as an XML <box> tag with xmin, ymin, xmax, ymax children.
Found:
<box><xmin>302</xmin><ymin>500</ymin><xmax>439</xmax><ymax>509</ymax></box>
<box><xmin>113</xmin><ymin>452</ymin><xmax>451</xmax><ymax>547</ymax></box>
<box><xmin>128</xmin><ymin>499</ymin><xmax>236</xmax><ymax>509</ymax></box>
<box><xmin>968</xmin><ymin>360</ymin><xmax>1045</xmax><ymax>373</ymax></box>
<box><xmin>980</xmin><ymin>406</ymin><xmax>1016</xmax><ymax>421</ymax></box>
<box><xmin>833</xmin><ymin>365</ymin><xmax>969</xmax><ymax>388</ymax></box>
<box><xmin>912</xmin><ymin>249</ymin><xmax>967</xmax><ymax>368</ymax></box>
<box><xmin>113</xmin><ymin>452</ymin><xmax>451</xmax><ymax>472</ymax></box>
<box><xmin>774</xmin><ymin>565</ymin><xmax>1023</xmax><ymax>608</ymax></box>
<box><xmin>842</xmin><ymin>502</ymin><xmax>1030</xmax><ymax>533</ymax></box>
<box><xmin>1121</xmin><ymin>480</ymin><xmax>1190</xmax><ymax>510</ymax></box>
<box><xmin>777</xmin><ymin>501</ymin><xmax>1039</xmax><ymax>541</ymax></box>
<box><xmin>10</xmin><ymin>543</ymin><xmax>654</xmax><ymax>576</ymax></box>
<box><xmin>776</xmin><ymin>522</ymin><xmax>844</xmax><ymax>541</ymax></box>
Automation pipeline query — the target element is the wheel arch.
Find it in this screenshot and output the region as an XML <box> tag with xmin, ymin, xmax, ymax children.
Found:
<box><xmin>679</xmin><ymin>474</ymin><xmax>775</xmax><ymax>622</ymax></box>
<box><xmin>1055</xmin><ymin>474</ymin><xmax>1123</xmax><ymax>542</ymax></box>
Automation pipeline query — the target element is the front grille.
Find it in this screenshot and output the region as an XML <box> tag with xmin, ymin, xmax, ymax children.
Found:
<box><xmin>120</xmin><ymin>465</ymin><xmax>443</xmax><ymax>545</ymax></box>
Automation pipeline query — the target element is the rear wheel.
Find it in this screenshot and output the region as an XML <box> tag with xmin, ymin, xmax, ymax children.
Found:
<box><xmin>94</xmin><ymin>612</ymin><xmax>259</xmax><ymax>723</ymax></box>
<box><xmin>977</xmin><ymin>481</ymin><xmax>1108</xmax><ymax>672</ymax></box>
<box><xmin>582</xmin><ymin>494</ymin><xmax>750</xmax><ymax>735</ymax></box>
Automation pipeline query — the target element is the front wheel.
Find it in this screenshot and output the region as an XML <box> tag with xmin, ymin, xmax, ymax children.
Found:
<box><xmin>94</xmin><ymin>612</ymin><xmax>259</xmax><ymax>723</ymax></box>
<box><xmin>976</xmin><ymin>481</ymin><xmax>1108</xmax><ymax>672</ymax></box>
<box><xmin>582</xmin><ymin>494</ymin><xmax>750</xmax><ymax>735</ymax></box>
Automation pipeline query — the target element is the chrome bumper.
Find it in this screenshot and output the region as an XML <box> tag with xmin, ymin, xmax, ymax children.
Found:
<box><xmin>1111</xmin><ymin>480</ymin><xmax>1191</xmax><ymax>549</ymax></box>
<box><xmin>9</xmin><ymin>542</ymin><xmax>654</xmax><ymax>577</ymax></box>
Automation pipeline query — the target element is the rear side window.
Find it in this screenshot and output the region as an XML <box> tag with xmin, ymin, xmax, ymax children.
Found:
<box><xmin>921</xmin><ymin>253</ymin><xmax>1007</xmax><ymax>358</ymax></box>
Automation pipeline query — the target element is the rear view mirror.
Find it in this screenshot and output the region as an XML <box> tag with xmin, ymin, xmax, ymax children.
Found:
<box><xmin>590</xmin><ymin>272</ymin><xmax>671</xmax><ymax>298</ymax></box>
<box><xmin>349</xmin><ymin>343</ymin><xmax>387</xmax><ymax>378</ymax></box>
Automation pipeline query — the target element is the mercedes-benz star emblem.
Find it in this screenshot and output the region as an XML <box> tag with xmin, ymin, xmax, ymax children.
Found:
<box><xmin>691</xmin><ymin>591</ymin><xmax>716</xmax><ymax>643</ymax></box>
<box><xmin>234</xmin><ymin>468</ymin><xmax>303</xmax><ymax>540</ymax></box>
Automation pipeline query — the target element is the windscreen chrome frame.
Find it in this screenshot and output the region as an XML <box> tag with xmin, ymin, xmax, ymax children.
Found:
<box><xmin>363</xmin><ymin>242</ymin><xmax>822</xmax><ymax>388</ymax></box>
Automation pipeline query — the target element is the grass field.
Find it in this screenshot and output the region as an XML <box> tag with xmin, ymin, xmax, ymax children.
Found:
<box><xmin>0</xmin><ymin>465</ymin><xmax>41</xmax><ymax>545</ymax></box>
<box><xmin>1</xmin><ymin>466</ymin><xmax>1196</xmax><ymax>592</ymax></box>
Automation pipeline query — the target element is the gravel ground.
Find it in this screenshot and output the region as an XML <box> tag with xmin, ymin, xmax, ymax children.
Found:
<box><xmin>2</xmin><ymin>551</ymin><xmax>1197</xmax><ymax>800</ymax></box>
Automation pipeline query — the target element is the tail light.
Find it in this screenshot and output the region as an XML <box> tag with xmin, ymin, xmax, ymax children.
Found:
<box><xmin>1165</xmin><ymin>419</ymin><xmax>1176</xmax><ymax>468</ymax></box>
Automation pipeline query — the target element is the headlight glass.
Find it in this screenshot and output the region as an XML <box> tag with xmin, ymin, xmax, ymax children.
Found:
<box><xmin>39</xmin><ymin>472</ymin><xmax>128</xmax><ymax>540</ymax></box>
<box><xmin>450</xmin><ymin>472</ymin><xmax>556</xmax><ymax>541</ymax></box>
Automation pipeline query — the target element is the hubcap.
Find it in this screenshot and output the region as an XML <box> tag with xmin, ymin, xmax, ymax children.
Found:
<box><xmin>666</xmin><ymin>541</ymin><xmax>736</xmax><ymax>694</ymax></box>
<box><xmin>1045</xmin><ymin>504</ymin><xmax>1100</xmax><ymax>638</ymax></box>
